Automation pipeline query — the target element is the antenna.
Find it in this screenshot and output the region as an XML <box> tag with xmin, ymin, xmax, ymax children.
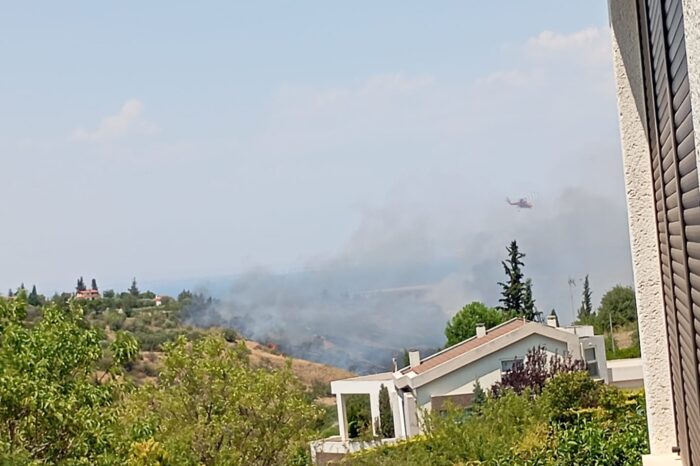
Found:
<box><xmin>567</xmin><ymin>277</ymin><xmax>577</xmax><ymax>323</ymax></box>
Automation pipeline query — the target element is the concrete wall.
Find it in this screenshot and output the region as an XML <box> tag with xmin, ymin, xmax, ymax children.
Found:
<box><xmin>609</xmin><ymin>0</ymin><xmax>676</xmax><ymax>455</ymax></box>
<box><xmin>414</xmin><ymin>335</ymin><xmax>568</xmax><ymax>409</ymax></box>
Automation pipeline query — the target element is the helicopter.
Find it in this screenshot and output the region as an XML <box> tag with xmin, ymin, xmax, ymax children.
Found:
<box><xmin>507</xmin><ymin>197</ymin><xmax>533</xmax><ymax>209</ymax></box>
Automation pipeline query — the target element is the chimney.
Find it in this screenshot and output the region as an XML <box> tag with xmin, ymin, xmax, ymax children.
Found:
<box><xmin>408</xmin><ymin>350</ymin><xmax>421</xmax><ymax>369</ymax></box>
<box><xmin>547</xmin><ymin>315</ymin><xmax>558</xmax><ymax>328</ymax></box>
<box><xmin>476</xmin><ymin>323</ymin><xmax>486</xmax><ymax>338</ymax></box>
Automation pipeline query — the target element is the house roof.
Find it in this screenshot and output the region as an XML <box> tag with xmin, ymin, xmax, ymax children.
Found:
<box><xmin>403</xmin><ymin>318</ymin><xmax>527</xmax><ymax>375</ymax></box>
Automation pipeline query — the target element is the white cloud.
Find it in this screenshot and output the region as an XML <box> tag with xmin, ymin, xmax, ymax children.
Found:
<box><xmin>73</xmin><ymin>99</ymin><xmax>151</xmax><ymax>142</ymax></box>
<box><xmin>525</xmin><ymin>26</ymin><xmax>611</xmax><ymax>65</ymax></box>
<box><xmin>476</xmin><ymin>69</ymin><xmax>542</xmax><ymax>87</ymax></box>
<box><xmin>309</xmin><ymin>72</ymin><xmax>433</xmax><ymax>107</ymax></box>
<box><xmin>475</xmin><ymin>26</ymin><xmax>613</xmax><ymax>89</ymax></box>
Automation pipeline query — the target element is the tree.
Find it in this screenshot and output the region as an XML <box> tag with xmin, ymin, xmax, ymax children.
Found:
<box><xmin>577</xmin><ymin>275</ymin><xmax>594</xmax><ymax>323</ymax></box>
<box><xmin>91</xmin><ymin>278</ymin><xmax>98</xmax><ymax>291</ymax></box>
<box><xmin>472</xmin><ymin>379</ymin><xmax>486</xmax><ymax>411</ymax></box>
<box><xmin>7</xmin><ymin>289</ymin><xmax>12</xmax><ymax>298</ymax></box>
<box><xmin>129</xmin><ymin>277</ymin><xmax>139</xmax><ymax>297</ymax></box>
<box><xmin>522</xmin><ymin>278</ymin><xmax>539</xmax><ymax>321</ymax></box>
<box><xmin>76</xmin><ymin>277</ymin><xmax>86</xmax><ymax>292</ymax></box>
<box><xmin>27</xmin><ymin>285</ymin><xmax>40</xmax><ymax>306</ymax></box>
<box><xmin>549</xmin><ymin>309</ymin><xmax>559</xmax><ymax>326</ymax></box>
<box><xmin>377</xmin><ymin>384</ymin><xmax>395</xmax><ymax>438</ymax></box>
<box><xmin>0</xmin><ymin>296</ymin><xmax>137</xmax><ymax>464</ymax></box>
<box><xmin>490</xmin><ymin>345</ymin><xmax>586</xmax><ymax>398</ymax></box>
<box><xmin>116</xmin><ymin>335</ymin><xmax>320</xmax><ymax>465</ymax></box>
<box><xmin>445</xmin><ymin>302</ymin><xmax>507</xmax><ymax>347</ymax></box>
<box><xmin>498</xmin><ymin>240</ymin><xmax>529</xmax><ymax>317</ymax></box>
<box><xmin>596</xmin><ymin>285</ymin><xmax>637</xmax><ymax>331</ymax></box>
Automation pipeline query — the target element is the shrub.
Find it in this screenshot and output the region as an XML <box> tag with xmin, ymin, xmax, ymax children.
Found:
<box><xmin>222</xmin><ymin>328</ymin><xmax>239</xmax><ymax>343</ymax></box>
<box><xmin>539</xmin><ymin>371</ymin><xmax>601</xmax><ymax>420</ymax></box>
<box><xmin>491</xmin><ymin>345</ymin><xmax>586</xmax><ymax>397</ymax></box>
<box><xmin>342</xmin><ymin>371</ymin><xmax>648</xmax><ymax>466</ymax></box>
<box><xmin>105</xmin><ymin>310</ymin><xmax>126</xmax><ymax>331</ymax></box>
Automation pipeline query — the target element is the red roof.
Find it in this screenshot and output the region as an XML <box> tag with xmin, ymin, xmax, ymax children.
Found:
<box><xmin>405</xmin><ymin>318</ymin><xmax>527</xmax><ymax>375</ymax></box>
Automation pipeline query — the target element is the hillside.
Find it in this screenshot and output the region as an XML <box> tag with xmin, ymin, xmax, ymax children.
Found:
<box><xmin>126</xmin><ymin>335</ymin><xmax>354</xmax><ymax>393</ymax></box>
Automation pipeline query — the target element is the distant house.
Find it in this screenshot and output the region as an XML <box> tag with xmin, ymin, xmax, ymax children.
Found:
<box><xmin>75</xmin><ymin>289</ymin><xmax>101</xmax><ymax>300</ymax></box>
<box><xmin>310</xmin><ymin>316</ymin><xmax>642</xmax><ymax>465</ymax></box>
<box><xmin>154</xmin><ymin>295</ymin><xmax>163</xmax><ymax>306</ymax></box>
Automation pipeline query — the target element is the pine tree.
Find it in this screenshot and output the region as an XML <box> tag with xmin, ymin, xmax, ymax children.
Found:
<box><xmin>28</xmin><ymin>285</ymin><xmax>40</xmax><ymax>306</ymax></box>
<box><xmin>498</xmin><ymin>240</ymin><xmax>527</xmax><ymax>315</ymax></box>
<box><xmin>7</xmin><ymin>289</ymin><xmax>13</xmax><ymax>298</ymax></box>
<box><xmin>376</xmin><ymin>384</ymin><xmax>394</xmax><ymax>438</ymax></box>
<box><xmin>577</xmin><ymin>275</ymin><xmax>593</xmax><ymax>323</ymax></box>
<box><xmin>76</xmin><ymin>277</ymin><xmax>86</xmax><ymax>292</ymax></box>
<box><xmin>91</xmin><ymin>278</ymin><xmax>98</xmax><ymax>291</ymax></box>
<box><xmin>129</xmin><ymin>278</ymin><xmax>140</xmax><ymax>297</ymax></box>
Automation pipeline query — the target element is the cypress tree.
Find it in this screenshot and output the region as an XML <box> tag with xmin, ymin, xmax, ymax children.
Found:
<box><xmin>76</xmin><ymin>277</ymin><xmax>86</xmax><ymax>292</ymax></box>
<box><xmin>577</xmin><ymin>275</ymin><xmax>593</xmax><ymax>323</ymax></box>
<box><xmin>91</xmin><ymin>278</ymin><xmax>98</xmax><ymax>291</ymax></box>
<box><xmin>377</xmin><ymin>384</ymin><xmax>394</xmax><ymax>438</ymax></box>
<box><xmin>28</xmin><ymin>285</ymin><xmax>40</xmax><ymax>306</ymax></box>
<box><xmin>129</xmin><ymin>277</ymin><xmax>140</xmax><ymax>297</ymax></box>
<box><xmin>522</xmin><ymin>278</ymin><xmax>539</xmax><ymax>321</ymax></box>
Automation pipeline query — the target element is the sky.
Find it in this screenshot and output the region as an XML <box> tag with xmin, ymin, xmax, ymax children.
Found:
<box><xmin>0</xmin><ymin>2</ymin><xmax>632</xmax><ymax>344</ymax></box>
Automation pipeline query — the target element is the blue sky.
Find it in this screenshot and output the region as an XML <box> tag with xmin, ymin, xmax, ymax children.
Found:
<box><xmin>0</xmin><ymin>2</ymin><xmax>629</xmax><ymax>325</ymax></box>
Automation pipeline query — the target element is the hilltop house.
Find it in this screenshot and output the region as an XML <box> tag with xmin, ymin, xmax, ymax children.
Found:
<box><xmin>75</xmin><ymin>288</ymin><xmax>100</xmax><ymax>300</ymax></box>
<box><xmin>310</xmin><ymin>316</ymin><xmax>642</xmax><ymax>465</ymax></box>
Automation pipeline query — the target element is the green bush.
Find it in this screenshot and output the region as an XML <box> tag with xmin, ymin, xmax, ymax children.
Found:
<box><xmin>539</xmin><ymin>371</ymin><xmax>600</xmax><ymax>419</ymax></box>
<box><xmin>341</xmin><ymin>372</ymin><xmax>649</xmax><ymax>466</ymax></box>
<box><xmin>222</xmin><ymin>328</ymin><xmax>239</xmax><ymax>343</ymax></box>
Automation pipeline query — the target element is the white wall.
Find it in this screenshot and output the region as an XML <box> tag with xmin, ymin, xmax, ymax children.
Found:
<box><xmin>609</xmin><ymin>0</ymin><xmax>677</xmax><ymax>455</ymax></box>
<box><xmin>414</xmin><ymin>335</ymin><xmax>568</xmax><ymax>408</ymax></box>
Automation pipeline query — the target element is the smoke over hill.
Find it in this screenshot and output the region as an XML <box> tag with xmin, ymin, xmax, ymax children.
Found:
<box><xmin>187</xmin><ymin>188</ymin><xmax>633</xmax><ymax>373</ymax></box>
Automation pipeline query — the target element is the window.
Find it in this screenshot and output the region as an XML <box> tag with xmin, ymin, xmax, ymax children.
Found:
<box><xmin>584</xmin><ymin>348</ymin><xmax>596</xmax><ymax>361</ymax></box>
<box><xmin>587</xmin><ymin>362</ymin><xmax>600</xmax><ymax>378</ymax></box>
<box><xmin>584</xmin><ymin>347</ymin><xmax>599</xmax><ymax>378</ymax></box>
<box><xmin>501</xmin><ymin>358</ymin><xmax>523</xmax><ymax>374</ymax></box>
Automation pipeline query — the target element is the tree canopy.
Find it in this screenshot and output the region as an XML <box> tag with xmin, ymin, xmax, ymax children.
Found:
<box><xmin>445</xmin><ymin>302</ymin><xmax>507</xmax><ymax>347</ymax></box>
<box><xmin>596</xmin><ymin>285</ymin><xmax>637</xmax><ymax>330</ymax></box>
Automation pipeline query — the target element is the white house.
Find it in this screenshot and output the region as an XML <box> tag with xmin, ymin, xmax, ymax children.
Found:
<box><xmin>311</xmin><ymin>316</ymin><xmax>641</xmax><ymax>465</ymax></box>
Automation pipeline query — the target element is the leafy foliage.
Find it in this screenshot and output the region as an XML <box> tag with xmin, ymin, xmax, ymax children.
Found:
<box><xmin>490</xmin><ymin>345</ymin><xmax>586</xmax><ymax>397</ymax></box>
<box><xmin>340</xmin><ymin>374</ymin><xmax>648</xmax><ymax>466</ymax></box>
<box><xmin>596</xmin><ymin>285</ymin><xmax>637</xmax><ymax>331</ymax></box>
<box><xmin>116</xmin><ymin>335</ymin><xmax>321</xmax><ymax>466</ymax></box>
<box><xmin>0</xmin><ymin>295</ymin><xmax>135</xmax><ymax>465</ymax></box>
<box><xmin>444</xmin><ymin>302</ymin><xmax>507</xmax><ymax>346</ymax></box>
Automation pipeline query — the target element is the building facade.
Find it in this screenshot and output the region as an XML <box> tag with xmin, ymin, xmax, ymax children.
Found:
<box><xmin>610</xmin><ymin>0</ymin><xmax>700</xmax><ymax>464</ymax></box>
<box><xmin>310</xmin><ymin>317</ymin><xmax>638</xmax><ymax>465</ymax></box>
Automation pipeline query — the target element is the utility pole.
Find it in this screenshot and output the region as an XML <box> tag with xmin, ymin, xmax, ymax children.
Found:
<box><xmin>609</xmin><ymin>312</ymin><xmax>616</xmax><ymax>353</ymax></box>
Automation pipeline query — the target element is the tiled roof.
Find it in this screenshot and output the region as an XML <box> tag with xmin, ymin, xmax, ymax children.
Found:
<box><xmin>404</xmin><ymin>318</ymin><xmax>527</xmax><ymax>375</ymax></box>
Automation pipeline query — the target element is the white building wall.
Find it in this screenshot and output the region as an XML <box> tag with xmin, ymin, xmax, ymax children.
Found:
<box><xmin>414</xmin><ymin>335</ymin><xmax>568</xmax><ymax>409</ymax></box>
<box><xmin>609</xmin><ymin>0</ymin><xmax>677</xmax><ymax>456</ymax></box>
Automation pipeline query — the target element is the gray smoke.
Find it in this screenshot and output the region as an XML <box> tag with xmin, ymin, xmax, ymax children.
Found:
<box><xmin>189</xmin><ymin>187</ymin><xmax>633</xmax><ymax>373</ymax></box>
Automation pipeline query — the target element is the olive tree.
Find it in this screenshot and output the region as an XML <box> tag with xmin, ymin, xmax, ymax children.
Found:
<box><xmin>0</xmin><ymin>294</ymin><xmax>137</xmax><ymax>465</ymax></box>
<box><xmin>118</xmin><ymin>335</ymin><xmax>321</xmax><ymax>466</ymax></box>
